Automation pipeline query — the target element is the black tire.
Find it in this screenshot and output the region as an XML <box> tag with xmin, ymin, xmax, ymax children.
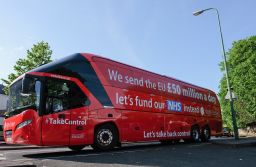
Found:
<box><xmin>191</xmin><ymin>126</ymin><xmax>200</xmax><ymax>142</ymax></box>
<box><xmin>68</xmin><ymin>145</ymin><xmax>86</xmax><ymax>151</ymax></box>
<box><xmin>92</xmin><ymin>124</ymin><xmax>118</xmax><ymax>151</ymax></box>
<box><xmin>201</xmin><ymin>126</ymin><xmax>211</xmax><ymax>142</ymax></box>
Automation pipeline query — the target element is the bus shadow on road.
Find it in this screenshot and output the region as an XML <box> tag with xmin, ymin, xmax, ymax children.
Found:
<box><xmin>22</xmin><ymin>142</ymin><xmax>194</xmax><ymax>166</ymax></box>
<box><xmin>23</xmin><ymin>142</ymin><xmax>168</xmax><ymax>157</ymax></box>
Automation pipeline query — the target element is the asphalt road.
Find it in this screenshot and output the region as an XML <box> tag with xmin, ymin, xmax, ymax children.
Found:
<box><xmin>0</xmin><ymin>142</ymin><xmax>255</xmax><ymax>167</ymax></box>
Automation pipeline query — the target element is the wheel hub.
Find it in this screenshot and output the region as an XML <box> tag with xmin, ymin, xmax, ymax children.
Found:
<box><xmin>204</xmin><ymin>129</ymin><xmax>209</xmax><ymax>138</ymax></box>
<box><xmin>97</xmin><ymin>129</ymin><xmax>113</xmax><ymax>146</ymax></box>
<box><xmin>192</xmin><ymin>129</ymin><xmax>199</xmax><ymax>140</ymax></box>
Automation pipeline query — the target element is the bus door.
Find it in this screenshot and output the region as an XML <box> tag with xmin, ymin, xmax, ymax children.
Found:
<box><xmin>41</xmin><ymin>78</ymin><xmax>90</xmax><ymax>146</ymax></box>
<box><xmin>68</xmin><ymin>83</ymin><xmax>90</xmax><ymax>146</ymax></box>
<box><xmin>41</xmin><ymin>78</ymin><xmax>73</xmax><ymax>146</ymax></box>
<box><xmin>42</xmin><ymin>111</ymin><xmax>71</xmax><ymax>145</ymax></box>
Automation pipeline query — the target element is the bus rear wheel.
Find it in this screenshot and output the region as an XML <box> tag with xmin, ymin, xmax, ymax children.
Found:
<box><xmin>92</xmin><ymin>124</ymin><xmax>118</xmax><ymax>151</ymax></box>
<box><xmin>201</xmin><ymin>126</ymin><xmax>211</xmax><ymax>142</ymax></box>
<box><xmin>191</xmin><ymin>126</ymin><xmax>200</xmax><ymax>142</ymax></box>
<box><xmin>68</xmin><ymin>145</ymin><xmax>86</xmax><ymax>151</ymax></box>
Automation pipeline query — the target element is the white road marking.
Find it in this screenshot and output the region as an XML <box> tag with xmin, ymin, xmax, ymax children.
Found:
<box><xmin>0</xmin><ymin>153</ymin><xmax>6</xmax><ymax>160</ymax></box>
<box><xmin>5</xmin><ymin>147</ymin><xmax>68</xmax><ymax>155</ymax></box>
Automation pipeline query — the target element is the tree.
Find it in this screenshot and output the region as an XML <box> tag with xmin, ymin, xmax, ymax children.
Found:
<box><xmin>1</xmin><ymin>41</ymin><xmax>52</xmax><ymax>94</ymax></box>
<box><xmin>219</xmin><ymin>36</ymin><xmax>256</xmax><ymax>128</ymax></box>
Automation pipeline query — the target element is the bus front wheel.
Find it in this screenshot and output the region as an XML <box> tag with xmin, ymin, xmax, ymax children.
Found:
<box><xmin>92</xmin><ymin>124</ymin><xmax>118</xmax><ymax>151</ymax></box>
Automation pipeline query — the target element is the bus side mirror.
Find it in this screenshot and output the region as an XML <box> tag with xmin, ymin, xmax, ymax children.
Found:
<box><xmin>4</xmin><ymin>112</ymin><xmax>10</xmax><ymax>119</ymax></box>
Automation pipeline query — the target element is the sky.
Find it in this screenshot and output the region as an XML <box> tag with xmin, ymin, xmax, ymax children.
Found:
<box><xmin>0</xmin><ymin>0</ymin><xmax>255</xmax><ymax>93</ymax></box>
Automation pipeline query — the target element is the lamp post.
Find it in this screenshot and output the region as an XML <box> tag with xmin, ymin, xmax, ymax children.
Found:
<box><xmin>193</xmin><ymin>8</ymin><xmax>239</xmax><ymax>140</ymax></box>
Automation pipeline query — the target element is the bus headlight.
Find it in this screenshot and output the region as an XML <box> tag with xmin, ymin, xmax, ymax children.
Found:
<box><xmin>16</xmin><ymin>120</ymin><xmax>32</xmax><ymax>129</ymax></box>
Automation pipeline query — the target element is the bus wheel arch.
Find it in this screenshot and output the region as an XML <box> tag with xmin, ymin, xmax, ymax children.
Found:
<box><xmin>92</xmin><ymin>122</ymin><xmax>119</xmax><ymax>150</ymax></box>
<box><xmin>201</xmin><ymin>125</ymin><xmax>211</xmax><ymax>142</ymax></box>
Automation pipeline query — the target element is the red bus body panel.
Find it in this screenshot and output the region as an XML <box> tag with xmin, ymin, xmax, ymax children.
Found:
<box><xmin>86</xmin><ymin>54</ymin><xmax>222</xmax><ymax>141</ymax></box>
<box><xmin>3</xmin><ymin>109</ymin><xmax>41</xmax><ymax>145</ymax></box>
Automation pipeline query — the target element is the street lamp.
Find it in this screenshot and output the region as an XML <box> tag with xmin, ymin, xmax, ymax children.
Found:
<box><xmin>193</xmin><ymin>8</ymin><xmax>239</xmax><ymax>140</ymax></box>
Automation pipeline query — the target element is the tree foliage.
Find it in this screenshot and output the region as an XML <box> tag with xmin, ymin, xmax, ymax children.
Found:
<box><xmin>219</xmin><ymin>36</ymin><xmax>256</xmax><ymax>128</ymax></box>
<box><xmin>1</xmin><ymin>41</ymin><xmax>52</xmax><ymax>94</ymax></box>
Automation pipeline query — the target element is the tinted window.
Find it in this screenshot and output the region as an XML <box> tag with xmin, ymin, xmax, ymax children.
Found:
<box><xmin>32</xmin><ymin>54</ymin><xmax>112</xmax><ymax>107</ymax></box>
<box><xmin>45</xmin><ymin>78</ymin><xmax>89</xmax><ymax>114</ymax></box>
<box><xmin>50</xmin><ymin>60</ymin><xmax>112</xmax><ymax>106</ymax></box>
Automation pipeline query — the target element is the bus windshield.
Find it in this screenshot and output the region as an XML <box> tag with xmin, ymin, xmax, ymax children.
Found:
<box><xmin>7</xmin><ymin>77</ymin><xmax>41</xmax><ymax>117</ymax></box>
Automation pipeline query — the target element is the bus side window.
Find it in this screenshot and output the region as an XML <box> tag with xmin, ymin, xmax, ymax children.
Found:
<box><xmin>45</xmin><ymin>79</ymin><xmax>69</xmax><ymax>114</ymax></box>
<box><xmin>68</xmin><ymin>82</ymin><xmax>90</xmax><ymax>108</ymax></box>
<box><xmin>45</xmin><ymin>78</ymin><xmax>90</xmax><ymax>115</ymax></box>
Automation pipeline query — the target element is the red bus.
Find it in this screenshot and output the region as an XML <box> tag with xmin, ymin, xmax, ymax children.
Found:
<box><xmin>3</xmin><ymin>53</ymin><xmax>222</xmax><ymax>150</ymax></box>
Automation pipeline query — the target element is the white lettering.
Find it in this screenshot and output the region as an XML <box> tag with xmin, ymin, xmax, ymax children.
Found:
<box><xmin>46</xmin><ymin>118</ymin><xmax>86</xmax><ymax>126</ymax></box>
<box><xmin>124</xmin><ymin>76</ymin><xmax>144</xmax><ymax>86</ymax></box>
<box><xmin>184</xmin><ymin>105</ymin><xmax>200</xmax><ymax>114</ymax></box>
<box><xmin>108</xmin><ymin>69</ymin><xmax>123</xmax><ymax>82</ymax></box>
<box><xmin>208</xmin><ymin>94</ymin><xmax>216</xmax><ymax>104</ymax></box>
<box><xmin>143</xmin><ymin>130</ymin><xmax>190</xmax><ymax>139</ymax></box>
